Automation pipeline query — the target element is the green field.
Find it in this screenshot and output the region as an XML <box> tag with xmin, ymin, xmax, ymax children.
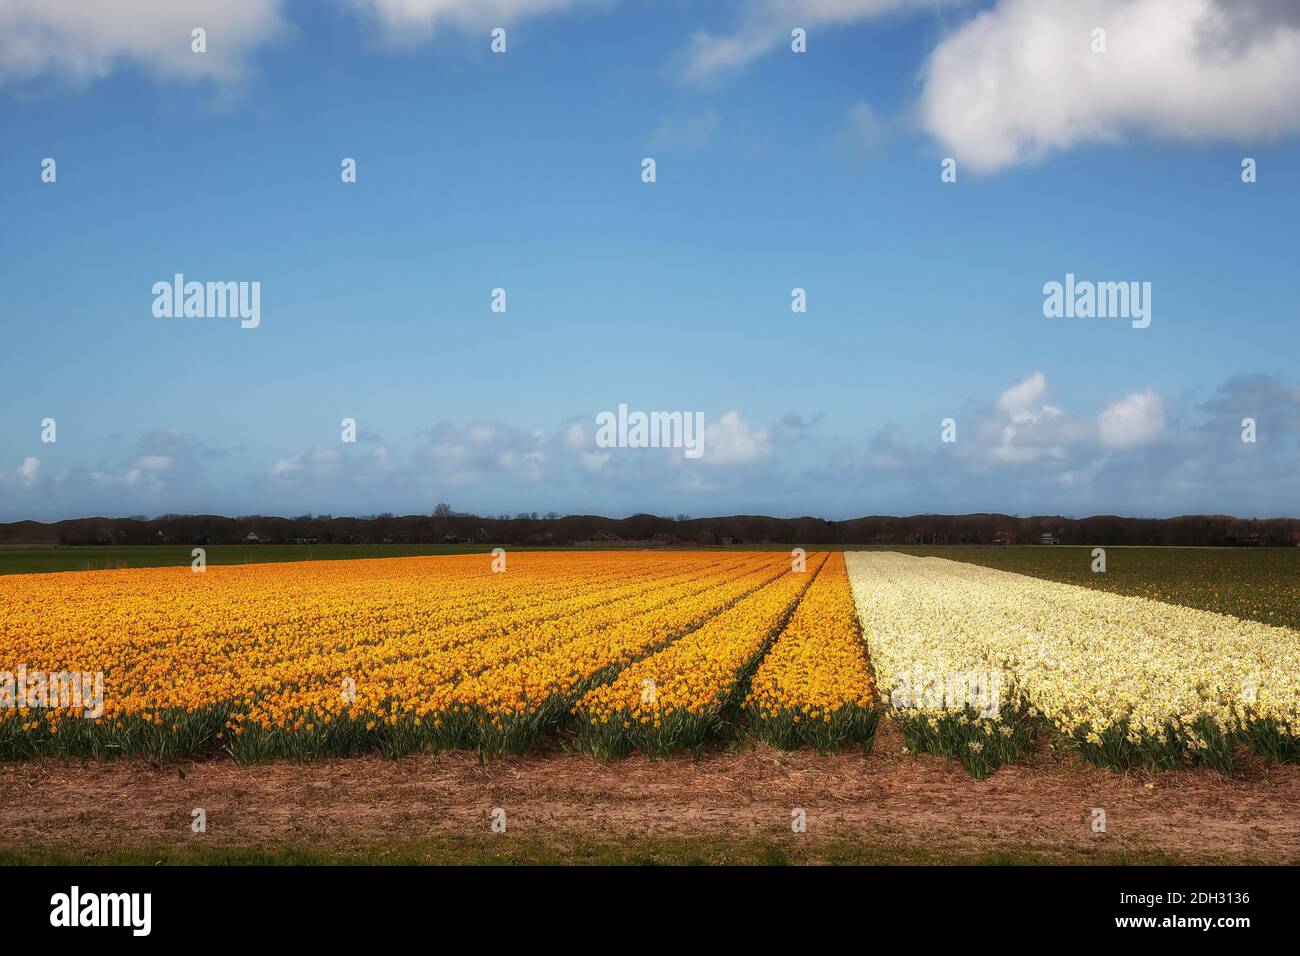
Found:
<box><xmin>0</xmin><ymin>544</ymin><xmax>496</xmax><ymax>575</ymax></box>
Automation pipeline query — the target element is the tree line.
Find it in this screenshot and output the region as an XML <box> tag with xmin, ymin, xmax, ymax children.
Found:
<box><xmin>1</xmin><ymin>509</ymin><xmax>1296</xmax><ymax>548</ymax></box>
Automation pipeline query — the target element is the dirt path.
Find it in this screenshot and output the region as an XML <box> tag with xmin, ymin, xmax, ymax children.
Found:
<box><xmin>3</xmin><ymin>724</ymin><xmax>1297</xmax><ymax>863</ymax></box>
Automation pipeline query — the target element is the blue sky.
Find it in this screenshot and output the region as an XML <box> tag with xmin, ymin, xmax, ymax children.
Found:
<box><xmin>2</xmin><ymin>0</ymin><xmax>1297</xmax><ymax>521</ymax></box>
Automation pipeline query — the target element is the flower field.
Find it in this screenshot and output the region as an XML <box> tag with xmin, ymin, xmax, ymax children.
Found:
<box><xmin>745</xmin><ymin>553</ymin><xmax>880</xmax><ymax>752</ymax></box>
<box><xmin>0</xmin><ymin>551</ymin><xmax>804</xmax><ymax>760</ymax></box>
<box><xmin>888</xmin><ymin>545</ymin><xmax>1300</xmax><ymax>631</ymax></box>
<box><xmin>846</xmin><ymin>551</ymin><xmax>1300</xmax><ymax>776</ymax></box>
<box><xmin>2</xmin><ymin>548</ymin><xmax>1298</xmax><ymax>774</ymax></box>
<box><xmin>574</xmin><ymin>552</ymin><xmax>827</xmax><ymax>758</ymax></box>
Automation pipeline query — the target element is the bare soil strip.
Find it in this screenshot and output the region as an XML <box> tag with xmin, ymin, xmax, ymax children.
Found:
<box><xmin>3</xmin><ymin>722</ymin><xmax>1296</xmax><ymax>864</ymax></box>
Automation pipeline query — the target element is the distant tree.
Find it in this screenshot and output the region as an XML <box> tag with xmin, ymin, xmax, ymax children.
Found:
<box><xmin>433</xmin><ymin>503</ymin><xmax>453</xmax><ymax>518</ymax></box>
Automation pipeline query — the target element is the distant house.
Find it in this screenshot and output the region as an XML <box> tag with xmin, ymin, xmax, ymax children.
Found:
<box><xmin>1291</xmin><ymin>531</ymin><xmax>1300</xmax><ymax>547</ymax></box>
<box><xmin>993</xmin><ymin>531</ymin><xmax>1015</xmax><ymax>546</ymax></box>
<box><xmin>1040</xmin><ymin>532</ymin><xmax>1061</xmax><ymax>545</ymax></box>
<box><xmin>441</xmin><ymin>533</ymin><xmax>470</xmax><ymax>544</ymax></box>
<box><xmin>244</xmin><ymin>532</ymin><xmax>264</xmax><ymax>544</ymax></box>
<box><xmin>719</xmin><ymin>537</ymin><xmax>739</xmax><ymax>546</ymax></box>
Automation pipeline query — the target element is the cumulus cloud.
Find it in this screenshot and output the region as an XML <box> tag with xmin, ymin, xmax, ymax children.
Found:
<box><xmin>239</xmin><ymin>384</ymin><xmax>1296</xmax><ymax>519</ymax></box>
<box><xmin>4</xmin><ymin>386</ymin><xmax>1294</xmax><ymax>521</ymax></box>
<box><xmin>0</xmin><ymin>0</ymin><xmax>287</xmax><ymax>88</ymax></box>
<box><xmin>830</xmin><ymin>372</ymin><xmax>1170</xmax><ymax>486</ymax></box>
<box><xmin>273</xmin><ymin>429</ymin><xmax>399</xmax><ymax>488</ymax></box>
<box><xmin>1199</xmin><ymin>372</ymin><xmax>1300</xmax><ymax>431</ymax></box>
<box><xmin>678</xmin><ymin>0</ymin><xmax>965</xmax><ymax>83</ymax></box>
<box><xmin>1098</xmin><ymin>389</ymin><xmax>1165</xmax><ymax>450</ymax></box>
<box><xmin>800</xmin><ymin>370</ymin><xmax>1300</xmax><ymax>516</ymax></box>
<box><xmin>77</xmin><ymin>429</ymin><xmax>224</xmax><ymax>494</ymax></box>
<box><xmin>0</xmin><ymin>0</ymin><xmax>597</xmax><ymax>89</ymax></box>
<box><xmin>975</xmin><ymin>372</ymin><xmax>1075</xmax><ymax>465</ymax></box>
<box><xmin>420</xmin><ymin>421</ymin><xmax>548</xmax><ymax>485</ymax></box>
<box><xmin>0</xmin><ymin>456</ymin><xmax>42</xmax><ymax>488</ymax></box>
<box><xmin>921</xmin><ymin>0</ymin><xmax>1300</xmax><ymax>173</ymax></box>
<box><xmin>702</xmin><ymin>410</ymin><xmax>773</xmax><ymax>466</ymax></box>
<box><xmin>258</xmin><ymin>409</ymin><xmax>798</xmax><ymax>514</ymax></box>
<box><xmin>997</xmin><ymin>371</ymin><xmax>1061</xmax><ymax>424</ymax></box>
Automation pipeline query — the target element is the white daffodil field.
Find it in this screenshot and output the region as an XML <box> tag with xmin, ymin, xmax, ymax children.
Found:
<box><xmin>846</xmin><ymin>551</ymin><xmax>1300</xmax><ymax>777</ymax></box>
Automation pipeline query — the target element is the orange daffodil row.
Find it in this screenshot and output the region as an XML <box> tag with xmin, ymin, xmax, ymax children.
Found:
<box><xmin>1</xmin><ymin>551</ymin><xmax>806</xmax><ymax>759</ymax></box>
<box><xmin>448</xmin><ymin>553</ymin><xmax>795</xmax><ymax>754</ymax></box>
<box><xmin>233</xmin><ymin>552</ymin><xmax>778</xmax><ymax>750</ymax></box>
<box><xmin>574</xmin><ymin>553</ymin><xmax>827</xmax><ymax>757</ymax></box>
<box><xmin>745</xmin><ymin>554</ymin><xmax>881</xmax><ymax>752</ymax></box>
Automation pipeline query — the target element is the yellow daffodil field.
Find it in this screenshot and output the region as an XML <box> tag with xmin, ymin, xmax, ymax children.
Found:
<box><xmin>574</xmin><ymin>552</ymin><xmax>828</xmax><ymax>758</ymax></box>
<box><xmin>2</xmin><ymin>548</ymin><xmax>1297</xmax><ymax>775</ymax></box>
<box><xmin>745</xmin><ymin>553</ymin><xmax>880</xmax><ymax>752</ymax></box>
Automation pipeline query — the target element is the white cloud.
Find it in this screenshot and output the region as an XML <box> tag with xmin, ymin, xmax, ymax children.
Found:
<box><xmin>985</xmin><ymin>373</ymin><xmax>1068</xmax><ymax>463</ymax></box>
<box><xmin>702</xmin><ymin>410</ymin><xmax>772</xmax><ymax>466</ymax></box>
<box><xmin>0</xmin><ymin>456</ymin><xmax>42</xmax><ymax>488</ymax></box>
<box><xmin>271</xmin><ymin>440</ymin><xmax>396</xmax><ymax>484</ymax></box>
<box><xmin>62</xmin><ymin>429</ymin><xmax>224</xmax><ymax>496</ymax></box>
<box><xmin>997</xmin><ymin>371</ymin><xmax>1062</xmax><ymax>425</ymax></box>
<box><xmin>560</xmin><ymin>421</ymin><xmax>587</xmax><ymax>450</ymax></box>
<box><xmin>679</xmin><ymin>0</ymin><xmax>966</xmax><ymax>82</ymax></box>
<box><xmin>344</xmin><ymin>0</ymin><xmax>600</xmax><ymax>44</ymax></box>
<box><xmin>1098</xmin><ymin>389</ymin><xmax>1165</xmax><ymax>449</ymax></box>
<box><xmin>420</xmin><ymin>421</ymin><xmax>549</xmax><ymax>486</ymax></box>
<box><xmin>921</xmin><ymin>0</ymin><xmax>1300</xmax><ymax>174</ymax></box>
<box><xmin>0</xmin><ymin>0</ymin><xmax>599</xmax><ymax>89</ymax></box>
<box><xmin>0</xmin><ymin>0</ymin><xmax>286</xmax><ymax>87</ymax></box>
<box><xmin>19</xmin><ymin>456</ymin><xmax>41</xmax><ymax>484</ymax></box>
